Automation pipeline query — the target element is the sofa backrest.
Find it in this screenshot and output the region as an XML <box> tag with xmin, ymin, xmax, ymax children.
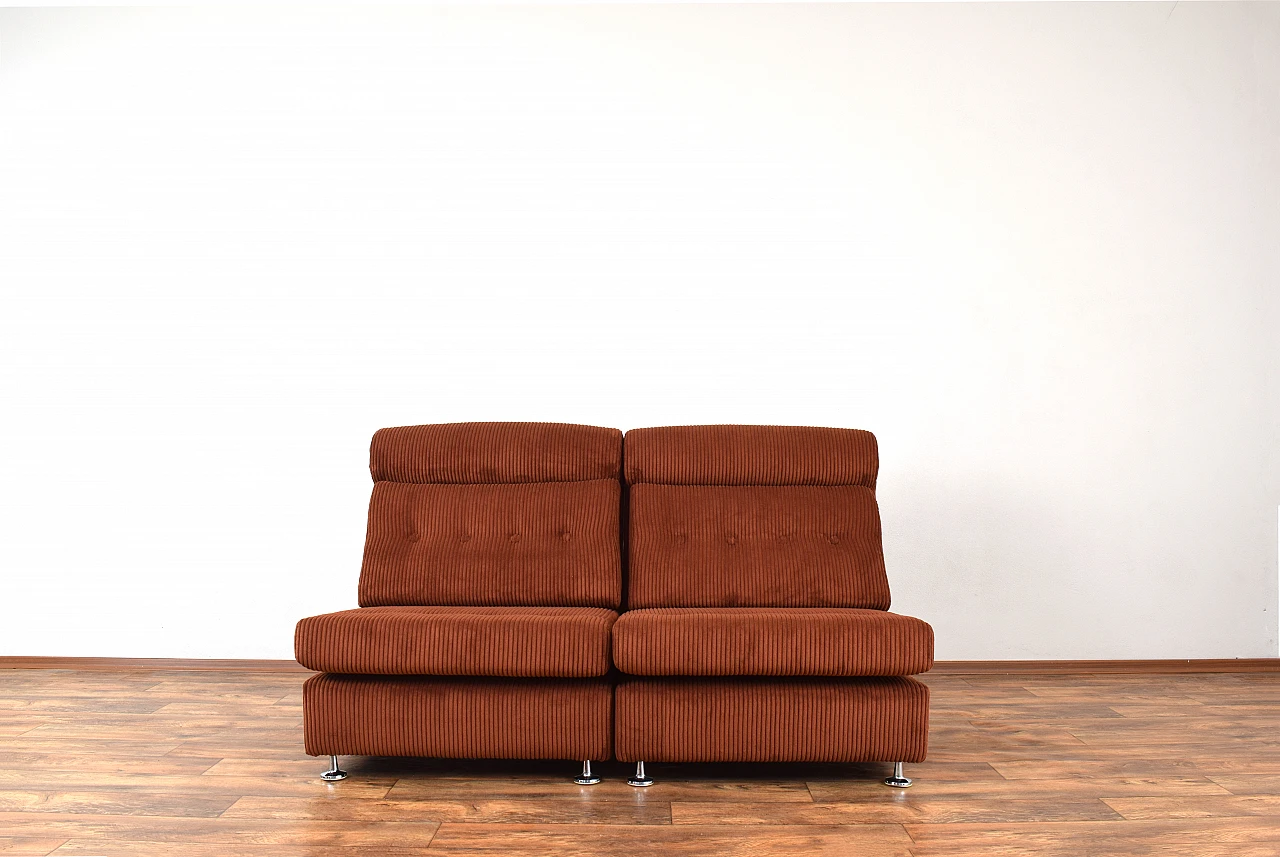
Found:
<box><xmin>358</xmin><ymin>423</ymin><xmax>623</xmax><ymax>609</ymax></box>
<box><xmin>624</xmin><ymin>425</ymin><xmax>890</xmax><ymax>609</ymax></box>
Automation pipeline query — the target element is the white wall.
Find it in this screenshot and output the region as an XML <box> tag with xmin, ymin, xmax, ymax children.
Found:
<box><xmin>1</xmin><ymin>3</ymin><xmax>1277</xmax><ymax>660</ymax></box>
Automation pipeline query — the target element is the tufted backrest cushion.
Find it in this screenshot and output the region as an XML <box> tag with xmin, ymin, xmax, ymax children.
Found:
<box><xmin>625</xmin><ymin>426</ymin><xmax>889</xmax><ymax>609</ymax></box>
<box><xmin>358</xmin><ymin>423</ymin><xmax>623</xmax><ymax>608</ymax></box>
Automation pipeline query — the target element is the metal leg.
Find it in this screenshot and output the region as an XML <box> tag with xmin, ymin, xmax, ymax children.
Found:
<box><xmin>573</xmin><ymin>759</ymin><xmax>602</xmax><ymax>785</ymax></box>
<box><xmin>626</xmin><ymin>760</ymin><xmax>654</xmax><ymax>787</ymax></box>
<box><xmin>883</xmin><ymin>761</ymin><xmax>912</xmax><ymax>788</ymax></box>
<box><xmin>321</xmin><ymin>755</ymin><xmax>348</xmax><ymax>781</ymax></box>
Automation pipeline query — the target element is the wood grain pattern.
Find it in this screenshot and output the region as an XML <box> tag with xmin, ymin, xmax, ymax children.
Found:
<box><xmin>0</xmin><ymin>668</ymin><xmax>1276</xmax><ymax>855</ymax></box>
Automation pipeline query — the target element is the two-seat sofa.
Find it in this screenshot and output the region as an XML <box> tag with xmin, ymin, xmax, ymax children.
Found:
<box><xmin>295</xmin><ymin>422</ymin><xmax>933</xmax><ymax>787</ymax></box>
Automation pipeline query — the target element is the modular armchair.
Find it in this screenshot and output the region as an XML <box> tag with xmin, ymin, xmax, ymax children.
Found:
<box><xmin>613</xmin><ymin>425</ymin><xmax>933</xmax><ymax>788</ymax></box>
<box><xmin>295</xmin><ymin>422</ymin><xmax>933</xmax><ymax>787</ymax></box>
<box><xmin>294</xmin><ymin>422</ymin><xmax>623</xmax><ymax>784</ymax></box>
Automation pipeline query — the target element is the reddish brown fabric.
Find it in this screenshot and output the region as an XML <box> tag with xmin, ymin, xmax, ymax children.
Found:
<box><xmin>625</xmin><ymin>425</ymin><xmax>877</xmax><ymax>487</ymax></box>
<box><xmin>303</xmin><ymin>674</ymin><xmax>611</xmax><ymax>760</ymax></box>
<box><xmin>614</xmin><ymin>677</ymin><xmax>928</xmax><ymax>763</ymax></box>
<box><xmin>627</xmin><ymin>484</ymin><xmax>889</xmax><ymax>609</ymax></box>
<box><xmin>359</xmin><ymin>479</ymin><xmax>621</xmax><ymax>608</ymax></box>
<box><xmin>296</xmin><ymin>607</ymin><xmax>618</xmax><ymax>677</ymax></box>
<box><xmin>612</xmin><ymin>608</ymin><xmax>933</xmax><ymax>677</ymax></box>
<box><xmin>372</xmin><ymin>423</ymin><xmax>622</xmax><ymax>484</ymax></box>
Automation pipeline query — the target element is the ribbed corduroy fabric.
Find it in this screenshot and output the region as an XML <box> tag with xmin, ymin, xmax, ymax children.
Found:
<box><xmin>612</xmin><ymin>608</ymin><xmax>933</xmax><ymax>677</ymax></box>
<box><xmin>358</xmin><ymin>480</ymin><xmax>621</xmax><ymax>608</ymax></box>
<box><xmin>296</xmin><ymin>607</ymin><xmax>618</xmax><ymax>677</ymax></box>
<box><xmin>371</xmin><ymin>423</ymin><xmax>622</xmax><ymax>484</ymax></box>
<box><xmin>625</xmin><ymin>425</ymin><xmax>878</xmax><ymax>487</ymax></box>
<box><xmin>303</xmin><ymin>674</ymin><xmax>612</xmax><ymax>760</ymax></box>
<box><xmin>628</xmin><ymin>484</ymin><xmax>889</xmax><ymax>609</ymax></box>
<box><xmin>614</xmin><ymin>677</ymin><xmax>929</xmax><ymax>763</ymax></box>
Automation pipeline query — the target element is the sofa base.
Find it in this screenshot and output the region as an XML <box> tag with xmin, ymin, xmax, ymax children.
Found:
<box><xmin>303</xmin><ymin>674</ymin><xmax>612</xmax><ymax>761</ymax></box>
<box><xmin>614</xmin><ymin>676</ymin><xmax>929</xmax><ymax>763</ymax></box>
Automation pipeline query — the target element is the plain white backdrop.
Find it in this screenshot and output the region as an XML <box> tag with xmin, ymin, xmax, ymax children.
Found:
<box><xmin>1</xmin><ymin>3</ymin><xmax>1278</xmax><ymax>660</ymax></box>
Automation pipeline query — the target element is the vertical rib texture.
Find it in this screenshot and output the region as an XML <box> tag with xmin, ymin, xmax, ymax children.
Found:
<box><xmin>624</xmin><ymin>425</ymin><xmax>877</xmax><ymax>487</ymax></box>
<box><xmin>614</xmin><ymin>677</ymin><xmax>929</xmax><ymax>763</ymax></box>
<box><xmin>295</xmin><ymin>607</ymin><xmax>618</xmax><ymax>677</ymax></box>
<box><xmin>359</xmin><ymin>480</ymin><xmax>621</xmax><ymax>608</ymax></box>
<box><xmin>612</xmin><ymin>608</ymin><xmax>933</xmax><ymax>676</ymax></box>
<box><xmin>628</xmin><ymin>484</ymin><xmax>889</xmax><ymax>608</ymax></box>
<box><xmin>303</xmin><ymin>674</ymin><xmax>612</xmax><ymax>760</ymax></box>
<box><xmin>371</xmin><ymin>423</ymin><xmax>622</xmax><ymax>484</ymax></box>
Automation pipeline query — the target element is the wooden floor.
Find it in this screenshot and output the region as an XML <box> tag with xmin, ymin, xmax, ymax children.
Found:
<box><xmin>1</xmin><ymin>670</ymin><xmax>1278</xmax><ymax>856</ymax></box>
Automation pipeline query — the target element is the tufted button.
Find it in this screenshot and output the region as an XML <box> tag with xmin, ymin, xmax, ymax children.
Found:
<box><xmin>726</xmin><ymin>534</ymin><xmax>738</xmax><ymax>546</ymax></box>
<box><xmin>827</xmin><ymin>534</ymin><xmax>840</xmax><ymax>545</ymax></box>
<box><xmin>407</xmin><ymin>532</ymin><xmax>420</xmax><ymax>543</ymax></box>
<box><xmin>674</xmin><ymin>532</ymin><xmax>688</xmax><ymax>545</ymax></box>
<box><xmin>460</xmin><ymin>533</ymin><xmax>472</xmax><ymax>543</ymax></box>
<box><xmin>508</xmin><ymin>533</ymin><xmax>522</xmax><ymax>543</ymax></box>
<box><xmin>560</xmin><ymin>531</ymin><xmax>572</xmax><ymax>542</ymax></box>
<box><xmin>777</xmin><ymin>532</ymin><xmax>792</xmax><ymax>543</ymax></box>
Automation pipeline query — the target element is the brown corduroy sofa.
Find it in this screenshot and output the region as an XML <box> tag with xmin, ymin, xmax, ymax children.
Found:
<box><xmin>296</xmin><ymin>422</ymin><xmax>932</xmax><ymax>787</ymax></box>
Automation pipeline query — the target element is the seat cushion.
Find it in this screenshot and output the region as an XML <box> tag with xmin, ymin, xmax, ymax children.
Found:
<box><xmin>295</xmin><ymin>607</ymin><xmax>617</xmax><ymax>677</ymax></box>
<box><xmin>612</xmin><ymin>608</ymin><xmax>933</xmax><ymax>677</ymax></box>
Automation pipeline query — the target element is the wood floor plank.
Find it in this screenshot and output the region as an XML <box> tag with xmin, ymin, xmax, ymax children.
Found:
<box><xmin>0</xmin><ymin>753</ymin><xmax>220</xmax><ymax>775</ymax></box>
<box><xmin>1102</xmin><ymin>794</ymin><xmax>1280</xmax><ymax>819</ymax></box>
<box><xmin>0</xmin><ymin>739</ymin><xmax>186</xmax><ymax>757</ymax></box>
<box><xmin>163</xmin><ymin>743</ymin><xmax>313</xmax><ymax>761</ymax></box>
<box><xmin>0</xmin><ymin>769</ymin><xmax>395</xmax><ymax>799</ymax></box>
<box><xmin>672</xmin><ymin>797</ymin><xmax>1121</xmax><ymax>824</ymax></box>
<box><xmin>905</xmin><ymin>817</ymin><xmax>1280</xmax><ymax>855</ymax></box>
<box><xmin>0</xmin><ymin>838</ymin><xmax>68</xmax><ymax>856</ymax></box>
<box><xmin>990</xmin><ymin>759</ymin><xmax>1211</xmax><ymax>780</ymax></box>
<box><xmin>1206</xmin><ymin>774</ymin><xmax>1280</xmax><ymax>796</ymax></box>
<box><xmin>0</xmin><ymin>814</ymin><xmax>441</xmax><ymax>846</ymax></box>
<box><xmin>50</xmin><ymin>845</ymin><xmax>433</xmax><ymax>857</ymax></box>
<box><xmin>0</xmin><ymin>698</ymin><xmax>170</xmax><ymax>714</ymax></box>
<box><xmin>224</xmin><ymin>795</ymin><xmax>674</xmax><ymax>824</ymax></box>
<box><xmin>0</xmin><ymin>790</ymin><xmax>236</xmax><ymax>818</ymax></box>
<box><xmin>425</xmin><ymin>822</ymin><xmax>914</xmax><ymax>855</ymax></box>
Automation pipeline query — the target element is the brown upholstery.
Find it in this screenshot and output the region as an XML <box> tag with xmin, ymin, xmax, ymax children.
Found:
<box><xmin>625</xmin><ymin>425</ymin><xmax>877</xmax><ymax>487</ymax></box>
<box><xmin>615</xmin><ymin>425</ymin><xmax>931</xmax><ymax>767</ymax></box>
<box><xmin>371</xmin><ymin>422</ymin><xmax>621</xmax><ymax>484</ymax></box>
<box><xmin>303</xmin><ymin>674</ymin><xmax>612</xmax><ymax>760</ymax></box>
<box><xmin>299</xmin><ymin>421</ymin><xmax>930</xmax><ymax>774</ymax></box>
<box><xmin>627</xmin><ymin>484</ymin><xmax>889</xmax><ymax>609</ymax></box>
<box><xmin>614</xmin><ymin>677</ymin><xmax>929</xmax><ymax>763</ymax></box>
<box><xmin>612</xmin><ymin>608</ymin><xmax>933</xmax><ymax>677</ymax></box>
<box><xmin>358</xmin><ymin>480</ymin><xmax>621</xmax><ymax>608</ymax></box>
<box><xmin>296</xmin><ymin>607</ymin><xmax>618</xmax><ymax>677</ymax></box>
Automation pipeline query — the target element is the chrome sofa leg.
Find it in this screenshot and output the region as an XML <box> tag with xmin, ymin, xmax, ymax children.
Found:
<box><xmin>573</xmin><ymin>760</ymin><xmax>602</xmax><ymax>785</ymax></box>
<box><xmin>883</xmin><ymin>761</ymin><xmax>912</xmax><ymax>788</ymax></box>
<box><xmin>321</xmin><ymin>755</ymin><xmax>348</xmax><ymax>781</ymax></box>
<box><xmin>627</xmin><ymin>760</ymin><xmax>654</xmax><ymax>787</ymax></box>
